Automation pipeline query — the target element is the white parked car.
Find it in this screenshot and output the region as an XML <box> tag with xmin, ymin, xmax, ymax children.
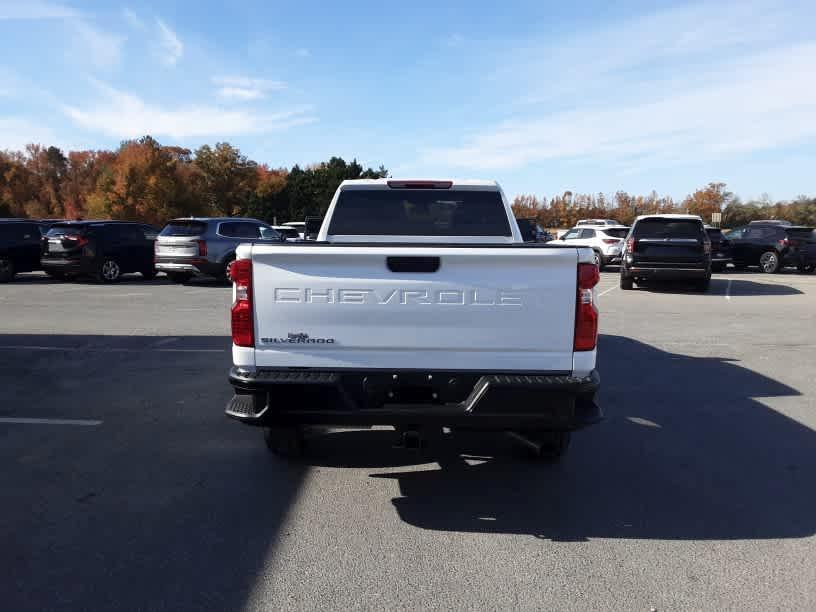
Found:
<box><xmin>576</xmin><ymin>219</ymin><xmax>620</xmax><ymax>227</ymax></box>
<box><xmin>559</xmin><ymin>224</ymin><xmax>630</xmax><ymax>269</ymax></box>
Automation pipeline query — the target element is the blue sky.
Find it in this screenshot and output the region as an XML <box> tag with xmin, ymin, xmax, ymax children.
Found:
<box><xmin>1</xmin><ymin>0</ymin><xmax>815</xmax><ymax>201</ymax></box>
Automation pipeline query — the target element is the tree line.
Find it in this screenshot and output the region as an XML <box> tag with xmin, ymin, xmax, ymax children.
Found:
<box><xmin>512</xmin><ymin>183</ymin><xmax>816</xmax><ymax>228</ymax></box>
<box><xmin>2</xmin><ymin>138</ymin><xmax>814</xmax><ymax>229</ymax></box>
<box><xmin>0</xmin><ymin>136</ymin><xmax>388</xmax><ymax>226</ymax></box>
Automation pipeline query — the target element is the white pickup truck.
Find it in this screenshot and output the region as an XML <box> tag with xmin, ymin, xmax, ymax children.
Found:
<box><xmin>226</xmin><ymin>179</ymin><xmax>602</xmax><ymax>460</ymax></box>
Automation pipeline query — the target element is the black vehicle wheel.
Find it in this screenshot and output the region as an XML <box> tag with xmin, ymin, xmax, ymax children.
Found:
<box><xmin>517</xmin><ymin>430</ymin><xmax>571</xmax><ymax>462</ymax></box>
<box><xmin>592</xmin><ymin>250</ymin><xmax>605</xmax><ymax>271</ymax></box>
<box><xmin>620</xmin><ymin>274</ymin><xmax>633</xmax><ymax>290</ymax></box>
<box><xmin>696</xmin><ymin>277</ymin><xmax>711</xmax><ymax>292</ymax></box>
<box><xmin>219</xmin><ymin>255</ymin><xmax>235</xmax><ymax>283</ymax></box>
<box><xmin>0</xmin><ymin>258</ymin><xmax>15</xmax><ymax>283</ymax></box>
<box><xmin>263</xmin><ymin>426</ymin><xmax>304</xmax><ymax>458</ymax></box>
<box><xmin>97</xmin><ymin>258</ymin><xmax>121</xmax><ymax>283</ymax></box>
<box><xmin>759</xmin><ymin>251</ymin><xmax>781</xmax><ymax>274</ymax></box>
<box><xmin>167</xmin><ymin>272</ymin><xmax>192</xmax><ymax>284</ymax></box>
<box><xmin>141</xmin><ymin>268</ymin><xmax>157</xmax><ymax>280</ymax></box>
<box><xmin>797</xmin><ymin>263</ymin><xmax>814</xmax><ymax>274</ymax></box>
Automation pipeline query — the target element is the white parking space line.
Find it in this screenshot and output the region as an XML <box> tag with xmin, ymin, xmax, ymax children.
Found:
<box><xmin>725</xmin><ymin>278</ymin><xmax>732</xmax><ymax>301</ymax></box>
<box><xmin>598</xmin><ymin>285</ymin><xmax>617</xmax><ymax>297</ymax></box>
<box><xmin>0</xmin><ymin>417</ymin><xmax>102</xmax><ymax>426</ymax></box>
<box><xmin>0</xmin><ymin>345</ymin><xmax>226</xmax><ymax>353</ymax></box>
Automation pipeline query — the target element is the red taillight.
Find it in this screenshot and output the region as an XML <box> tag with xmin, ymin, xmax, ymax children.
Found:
<box><xmin>574</xmin><ymin>262</ymin><xmax>599</xmax><ymax>352</ymax></box>
<box><xmin>625</xmin><ymin>237</ymin><xmax>635</xmax><ymax>253</ymax></box>
<box><xmin>602</xmin><ymin>239</ymin><xmax>619</xmax><ymax>244</ymax></box>
<box><xmin>778</xmin><ymin>238</ymin><xmax>789</xmax><ymax>248</ymax></box>
<box><xmin>198</xmin><ymin>240</ymin><xmax>208</xmax><ymax>256</ymax></box>
<box><xmin>230</xmin><ymin>259</ymin><xmax>253</xmax><ymax>347</ymax></box>
<box><xmin>64</xmin><ymin>233</ymin><xmax>88</xmax><ymax>248</ymax></box>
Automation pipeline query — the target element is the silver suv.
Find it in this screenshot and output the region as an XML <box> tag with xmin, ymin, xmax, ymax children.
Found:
<box><xmin>155</xmin><ymin>217</ymin><xmax>281</xmax><ymax>282</ymax></box>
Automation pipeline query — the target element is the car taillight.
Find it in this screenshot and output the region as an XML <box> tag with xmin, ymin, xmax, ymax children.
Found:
<box><xmin>198</xmin><ymin>240</ymin><xmax>207</xmax><ymax>256</ymax></box>
<box><xmin>230</xmin><ymin>259</ymin><xmax>253</xmax><ymax>347</ymax></box>
<box><xmin>602</xmin><ymin>239</ymin><xmax>619</xmax><ymax>244</ymax></box>
<box><xmin>625</xmin><ymin>237</ymin><xmax>635</xmax><ymax>253</ymax></box>
<box><xmin>778</xmin><ymin>238</ymin><xmax>789</xmax><ymax>248</ymax></box>
<box><xmin>574</xmin><ymin>262</ymin><xmax>599</xmax><ymax>352</ymax></box>
<box><xmin>64</xmin><ymin>233</ymin><xmax>88</xmax><ymax>248</ymax></box>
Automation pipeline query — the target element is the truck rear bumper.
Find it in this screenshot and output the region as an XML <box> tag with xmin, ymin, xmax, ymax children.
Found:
<box><xmin>226</xmin><ymin>367</ymin><xmax>601</xmax><ymax>431</ymax></box>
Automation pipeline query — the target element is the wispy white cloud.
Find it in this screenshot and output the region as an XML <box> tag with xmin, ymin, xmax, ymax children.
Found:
<box><xmin>122</xmin><ymin>7</ymin><xmax>145</xmax><ymax>30</ymax></box>
<box><xmin>62</xmin><ymin>80</ymin><xmax>316</xmax><ymax>140</ymax></box>
<box><xmin>155</xmin><ymin>18</ymin><xmax>182</xmax><ymax>66</ymax></box>
<box><xmin>0</xmin><ymin>0</ymin><xmax>77</xmax><ymax>19</ymax></box>
<box><xmin>70</xmin><ymin>19</ymin><xmax>124</xmax><ymax>70</ymax></box>
<box><xmin>295</xmin><ymin>48</ymin><xmax>310</xmax><ymax>58</ymax></box>
<box><xmin>422</xmin><ymin>2</ymin><xmax>816</xmax><ymax>174</ymax></box>
<box><xmin>0</xmin><ymin>118</ymin><xmax>58</xmax><ymax>151</ymax></box>
<box><xmin>212</xmin><ymin>76</ymin><xmax>287</xmax><ymax>101</ymax></box>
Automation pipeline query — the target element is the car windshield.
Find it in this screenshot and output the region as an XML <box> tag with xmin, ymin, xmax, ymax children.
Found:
<box><xmin>327</xmin><ymin>189</ymin><xmax>511</xmax><ymax>236</ymax></box>
<box><xmin>160</xmin><ymin>221</ymin><xmax>207</xmax><ymax>236</ymax></box>
<box><xmin>634</xmin><ymin>219</ymin><xmax>703</xmax><ymax>239</ymax></box>
<box><xmin>602</xmin><ymin>228</ymin><xmax>628</xmax><ymax>238</ymax></box>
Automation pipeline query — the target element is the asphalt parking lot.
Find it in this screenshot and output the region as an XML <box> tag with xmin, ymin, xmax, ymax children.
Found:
<box><xmin>2</xmin><ymin>270</ymin><xmax>815</xmax><ymax>611</ymax></box>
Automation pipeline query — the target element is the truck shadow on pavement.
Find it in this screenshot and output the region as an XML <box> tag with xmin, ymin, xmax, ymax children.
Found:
<box><xmin>0</xmin><ymin>334</ymin><xmax>304</xmax><ymax>612</ymax></box>
<box><xmin>634</xmin><ymin>278</ymin><xmax>803</xmax><ymax>296</ymax></box>
<box><xmin>345</xmin><ymin>334</ymin><xmax>814</xmax><ymax>541</ymax></box>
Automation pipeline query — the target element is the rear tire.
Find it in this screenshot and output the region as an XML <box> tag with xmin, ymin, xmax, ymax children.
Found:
<box><xmin>592</xmin><ymin>250</ymin><xmax>604</xmax><ymax>271</ymax></box>
<box><xmin>0</xmin><ymin>258</ymin><xmax>15</xmax><ymax>283</ymax></box>
<box><xmin>167</xmin><ymin>272</ymin><xmax>192</xmax><ymax>284</ymax></box>
<box><xmin>97</xmin><ymin>258</ymin><xmax>121</xmax><ymax>283</ymax></box>
<box><xmin>696</xmin><ymin>277</ymin><xmax>711</xmax><ymax>292</ymax></box>
<box><xmin>263</xmin><ymin>426</ymin><xmax>304</xmax><ymax>458</ymax></box>
<box><xmin>759</xmin><ymin>251</ymin><xmax>781</xmax><ymax>274</ymax></box>
<box><xmin>620</xmin><ymin>274</ymin><xmax>633</xmax><ymax>290</ymax></box>
<box><xmin>797</xmin><ymin>263</ymin><xmax>814</xmax><ymax>274</ymax></box>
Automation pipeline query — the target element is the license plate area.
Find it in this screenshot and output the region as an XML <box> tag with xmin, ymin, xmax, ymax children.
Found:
<box><xmin>351</xmin><ymin>372</ymin><xmax>481</xmax><ymax>407</ymax></box>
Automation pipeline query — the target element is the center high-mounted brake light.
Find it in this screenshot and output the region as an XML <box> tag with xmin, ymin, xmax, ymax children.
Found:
<box><xmin>231</xmin><ymin>259</ymin><xmax>253</xmax><ymax>347</ymax></box>
<box><xmin>387</xmin><ymin>180</ymin><xmax>453</xmax><ymax>189</ymax></box>
<box><xmin>574</xmin><ymin>262</ymin><xmax>600</xmax><ymax>352</ymax></box>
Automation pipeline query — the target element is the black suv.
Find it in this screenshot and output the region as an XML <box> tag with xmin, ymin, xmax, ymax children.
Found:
<box><xmin>705</xmin><ymin>226</ymin><xmax>732</xmax><ymax>272</ymax></box>
<box><xmin>0</xmin><ymin>219</ymin><xmax>44</xmax><ymax>282</ymax></box>
<box><xmin>41</xmin><ymin>221</ymin><xmax>159</xmax><ymax>282</ymax></box>
<box><xmin>620</xmin><ymin>215</ymin><xmax>711</xmax><ymax>291</ymax></box>
<box><xmin>725</xmin><ymin>221</ymin><xmax>815</xmax><ymax>273</ymax></box>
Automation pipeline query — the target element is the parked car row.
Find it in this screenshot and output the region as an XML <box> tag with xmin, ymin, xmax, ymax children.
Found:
<box><xmin>0</xmin><ymin>216</ymin><xmax>301</xmax><ymax>283</ymax></box>
<box><xmin>554</xmin><ymin>217</ymin><xmax>815</xmax><ymax>286</ymax></box>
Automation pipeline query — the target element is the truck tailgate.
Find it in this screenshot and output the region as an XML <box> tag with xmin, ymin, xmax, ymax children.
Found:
<box><xmin>249</xmin><ymin>245</ymin><xmax>579</xmax><ymax>372</ymax></box>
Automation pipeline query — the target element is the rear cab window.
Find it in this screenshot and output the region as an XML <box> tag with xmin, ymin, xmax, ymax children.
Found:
<box><xmin>634</xmin><ymin>218</ymin><xmax>704</xmax><ymax>239</ymax></box>
<box><xmin>160</xmin><ymin>221</ymin><xmax>208</xmax><ymax>237</ymax></box>
<box><xmin>327</xmin><ymin>188</ymin><xmax>511</xmax><ymax>237</ymax></box>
